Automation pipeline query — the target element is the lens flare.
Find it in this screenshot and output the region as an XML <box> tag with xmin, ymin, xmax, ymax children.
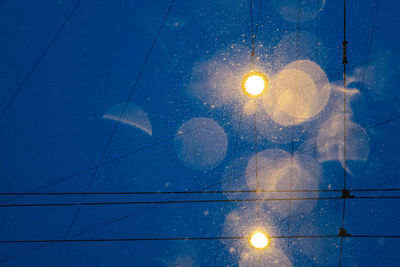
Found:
<box><xmin>249</xmin><ymin>232</ymin><xmax>269</xmax><ymax>249</ymax></box>
<box><xmin>243</xmin><ymin>72</ymin><xmax>268</xmax><ymax>97</ymax></box>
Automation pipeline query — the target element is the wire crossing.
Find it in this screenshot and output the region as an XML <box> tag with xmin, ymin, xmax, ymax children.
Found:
<box><xmin>50</xmin><ymin>2</ymin><xmax>175</xmax><ymax>266</ymax></box>
<box><xmin>339</xmin><ymin>0</ymin><xmax>348</xmax><ymax>266</ymax></box>
<box><xmin>287</xmin><ymin>0</ymin><xmax>302</xmax><ymax>249</ymax></box>
<box><xmin>0</xmin><ymin>2</ymin><xmax>398</xmax><ymax>266</ymax></box>
<box><xmin>1</xmin><ymin>52</ymin><xmax>399</xmax><ymax>205</ymax></box>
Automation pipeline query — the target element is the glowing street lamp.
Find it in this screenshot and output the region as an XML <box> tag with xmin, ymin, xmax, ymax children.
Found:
<box><xmin>242</xmin><ymin>72</ymin><xmax>268</xmax><ymax>97</ymax></box>
<box><xmin>249</xmin><ymin>231</ymin><xmax>270</xmax><ymax>249</ymax></box>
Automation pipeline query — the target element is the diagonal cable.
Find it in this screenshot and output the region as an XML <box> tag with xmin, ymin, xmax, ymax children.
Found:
<box><xmin>50</xmin><ymin>1</ymin><xmax>175</xmax><ymax>265</ymax></box>
<box><xmin>0</xmin><ymin>0</ymin><xmax>83</xmax><ymax>121</ymax></box>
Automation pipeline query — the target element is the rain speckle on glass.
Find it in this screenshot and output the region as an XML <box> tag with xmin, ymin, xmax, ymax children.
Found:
<box><xmin>0</xmin><ymin>0</ymin><xmax>399</xmax><ymax>266</ymax></box>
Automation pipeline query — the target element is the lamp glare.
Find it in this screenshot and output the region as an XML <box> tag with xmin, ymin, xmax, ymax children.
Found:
<box><xmin>249</xmin><ymin>232</ymin><xmax>269</xmax><ymax>249</ymax></box>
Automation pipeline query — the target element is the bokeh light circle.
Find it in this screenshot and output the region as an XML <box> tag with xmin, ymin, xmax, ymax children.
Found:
<box><xmin>239</xmin><ymin>247</ymin><xmax>292</xmax><ymax>267</ymax></box>
<box><xmin>262</xmin><ymin>60</ymin><xmax>330</xmax><ymax>126</ymax></box>
<box><xmin>245</xmin><ymin>149</ymin><xmax>321</xmax><ymax>219</ymax></box>
<box><xmin>174</xmin><ymin>117</ymin><xmax>228</xmax><ymax>170</ymax></box>
<box><xmin>271</xmin><ymin>0</ymin><xmax>325</xmax><ymax>23</ymax></box>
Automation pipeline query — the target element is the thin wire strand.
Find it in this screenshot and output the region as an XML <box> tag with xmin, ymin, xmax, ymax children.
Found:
<box><xmin>287</xmin><ymin>0</ymin><xmax>302</xmax><ymax>249</ymax></box>
<box><xmin>0</xmin><ymin>121</ymin><xmax>213</xmax><ymax>205</ymax></box>
<box><xmin>253</xmin><ymin>0</ymin><xmax>263</xmax><ymax>44</ymax></box>
<box><xmin>0</xmin><ymin>179</ymin><xmax>226</xmax><ymax>264</ymax></box>
<box><xmin>4</xmin><ymin>195</ymin><xmax>400</xmax><ymax>208</ymax></box>
<box><xmin>339</xmin><ymin>0</ymin><xmax>348</xmax><ymax>265</ymax></box>
<box><xmin>51</xmin><ymin>2</ymin><xmax>175</xmax><ymax>266</ymax></box>
<box><xmin>1</xmin><ymin>108</ymin><xmax>399</xmax><ymax>203</ymax></box>
<box><xmin>363</xmin><ymin>0</ymin><xmax>380</xmax><ymax>76</ymax></box>
<box><xmin>355</xmin><ymin>0</ymin><xmax>380</xmax><ymax>111</ymax></box>
<box><xmin>0</xmin><ymin>0</ymin><xmax>83</xmax><ymax>121</ymax></box>
<box><xmin>1</xmin><ymin>235</ymin><xmax>400</xmax><ymax>244</ymax></box>
<box><xmin>212</xmin><ymin>101</ymin><xmax>244</xmax><ymax>265</ymax></box>
<box><xmin>254</xmin><ymin>113</ymin><xmax>259</xmax><ymax>192</ymax></box>
<box><xmin>2</xmin><ymin>187</ymin><xmax>400</xmax><ymax>195</ymax></box>
<box><xmin>298</xmin><ymin>110</ymin><xmax>400</xmax><ymax>156</ymax></box>
<box><xmin>1</xmin><ymin>1</ymin><xmax>398</xmax><ymax>266</ymax></box>
<box><xmin>1</xmin><ymin>110</ymin><xmax>399</xmax><ymax>262</ymax></box>
<box><xmin>227</xmin><ymin>104</ymin><xmax>244</xmax><ymax>187</ymax></box>
<box><xmin>2</xmin><ymin>48</ymin><xmax>399</xmax><ymax>205</ymax></box>
<box><xmin>1</xmin><ymin>107</ymin><xmax>400</xmax><ymax>200</ymax></box>
<box><xmin>250</xmin><ymin>0</ymin><xmax>255</xmax><ymax>66</ymax></box>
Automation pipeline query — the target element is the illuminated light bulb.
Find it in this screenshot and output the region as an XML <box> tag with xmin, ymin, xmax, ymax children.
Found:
<box><xmin>249</xmin><ymin>231</ymin><xmax>270</xmax><ymax>249</ymax></box>
<box><xmin>242</xmin><ymin>72</ymin><xmax>268</xmax><ymax>97</ymax></box>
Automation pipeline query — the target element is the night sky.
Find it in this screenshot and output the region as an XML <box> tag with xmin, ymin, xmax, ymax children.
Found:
<box><xmin>1</xmin><ymin>0</ymin><xmax>400</xmax><ymax>266</ymax></box>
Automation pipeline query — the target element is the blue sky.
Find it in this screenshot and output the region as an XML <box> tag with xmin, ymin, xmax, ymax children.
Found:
<box><xmin>0</xmin><ymin>0</ymin><xmax>400</xmax><ymax>266</ymax></box>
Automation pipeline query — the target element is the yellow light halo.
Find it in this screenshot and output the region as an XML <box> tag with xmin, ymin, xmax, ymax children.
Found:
<box><xmin>249</xmin><ymin>231</ymin><xmax>270</xmax><ymax>249</ymax></box>
<box><xmin>242</xmin><ymin>71</ymin><xmax>268</xmax><ymax>97</ymax></box>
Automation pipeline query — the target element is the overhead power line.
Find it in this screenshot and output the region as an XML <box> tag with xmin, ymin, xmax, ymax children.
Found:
<box><xmin>3</xmin><ymin>96</ymin><xmax>400</xmax><ymax>205</ymax></box>
<box><xmin>1</xmin><ymin>106</ymin><xmax>399</xmax><ymax>262</ymax></box>
<box><xmin>0</xmin><ymin>179</ymin><xmax>226</xmax><ymax>264</ymax></box>
<box><xmin>339</xmin><ymin>0</ymin><xmax>348</xmax><ymax>265</ymax></box>
<box><xmin>51</xmin><ymin>1</ymin><xmax>176</xmax><ymax>266</ymax></box>
<box><xmin>1</xmin><ymin>187</ymin><xmax>400</xmax><ymax>196</ymax></box>
<box><xmin>1</xmin><ymin>234</ymin><xmax>400</xmax><ymax>244</ymax></box>
<box><xmin>2</xmin><ymin>195</ymin><xmax>400</xmax><ymax>208</ymax></box>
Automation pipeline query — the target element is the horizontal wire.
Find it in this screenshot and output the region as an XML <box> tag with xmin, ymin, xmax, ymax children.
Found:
<box><xmin>2</xmin><ymin>99</ymin><xmax>399</xmax><ymax>207</ymax></box>
<box><xmin>3</xmin><ymin>196</ymin><xmax>400</xmax><ymax>208</ymax></box>
<box><xmin>0</xmin><ymin>50</ymin><xmax>398</xmax><ymax>266</ymax></box>
<box><xmin>0</xmin><ymin>125</ymin><xmax>207</xmax><ymax>204</ymax></box>
<box><xmin>1</xmin><ymin>235</ymin><xmax>400</xmax><ymax>244</ymax></box>
<box><xmin>1</xmin><ymin>187</ymin><xmax>400</xmax><ymax>196</ymax></box>
<box><xmin>3</xmin><ymin>48</ymin><xmax>400</xmax><ymax>204</ymax></box>
<box><xmin>0</xmin><ymin>179</ymin><xmax>227</xmax><ymax>264</ymax></box>
<box><xmin>0</xmin><ymin>109</ymin><xmax>400</xmax><ymax>207</ymax></box>
<box><xmin>0</xmin><ymin>46</ymin><xmax>398</xmax><ymax>262</ymax></box>
<box><xmin>3</xmin><ymin>107</ymin><xmax>400</xmax><ymax>202</ymax></box>
<box><xmin>0</xmin><ymin>4</ymin><xmax>398</xmax><ymax>264</ymax></box>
